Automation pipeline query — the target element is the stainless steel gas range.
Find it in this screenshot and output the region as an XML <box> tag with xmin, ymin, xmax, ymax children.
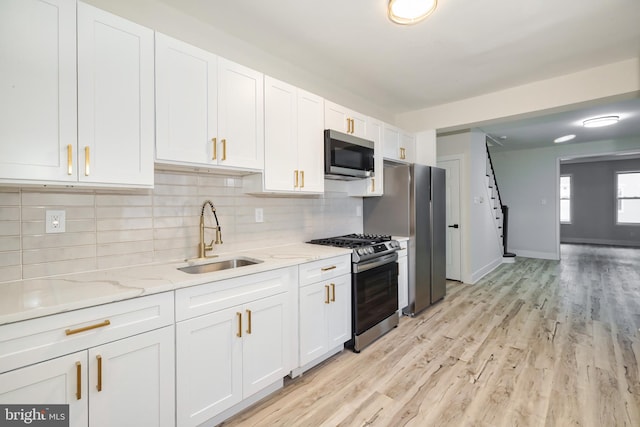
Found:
<box><xmin>308</xmin><ymin>233</ymin><xmax>400</xmax><ymax>352</ymax></box>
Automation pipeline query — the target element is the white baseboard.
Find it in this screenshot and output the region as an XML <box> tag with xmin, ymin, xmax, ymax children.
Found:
<box><xmin>502</xmin><ymin>256</ymin><xmax>516</xmax><ymax>263</ymax></box>
<box><xmin>470</xmin><ymin>256</ymin><xmax>502</xmax><ymax>284</ymax></box>
<box><xmin>511</xmin><ymin>249</ymin><xmax>559</xmax><ymax>260</ymax></box>
<box><xmin>561</xmin><ymin>237</ymin><xmax>640</xmax><ymax>247</ymax></box>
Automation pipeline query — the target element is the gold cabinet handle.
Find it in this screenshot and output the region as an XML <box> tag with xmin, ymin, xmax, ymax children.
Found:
<box><xmin>84</xmin><ymin>146</ymin><xmax>90</xmax><ymax>176</ymax></box>
<box><xmin>371</xmin><ymin>178</ymin><xmax>375</xmax><ymax>193</ymax></box>
<box><xmin>300</xmin><ymin>170</ymin><xmax>305</xmax><ymax>188</ymax></box>
<box><xmin>321</xmin><ymin>265</ymin><xmax>336</xmax><ymax>272</ymax></box>
<box><xmin>212</xmin><ymin>137</ymin><xmax>217</xmax><ymax>160</ymax></box>
<box><xmin>294</xmin><ymin>170</ymin><xmax>299</xmax><ymax>188</ymax></box>
<box><xmin>222</xmin><ymin>139</ymin><xmax>227</xmax><ymax>161</ymax></box>
<box><xmin>330</xmin><ymin>283</ymin><xmax>336</xmax><ymax>302</ymax></box>
<box><xmin>67</xmin><ymin>144</ymin><xmax>73</xmax><ymax>175</ymax></box>
<box><xmin>76</xmin><ymin>362</ymin><xmax>82</xmax><ymax>400</ymax></box>
<box><xmin>325</xmin><ymin>285</ymin><xmax>330</xmax><ymax>304</ymax></box>
<box><xmin>246</xmin><ymin>309</ymin><xmax>252</xmax><ymax>334</ymax></box>
<box><xmin>96</xmin><ymin>355</ymin><xmax>102</xmax><ymax>392</ymax></box>
<box><xmin>65</xmin><ymin>320</ymin><xmax>110</xmax><ymax>336</ymax></box>
<box><xmin>236</xmin><ymin>312</ymin><xmax>242</xmax><ymax>337</ymax></box>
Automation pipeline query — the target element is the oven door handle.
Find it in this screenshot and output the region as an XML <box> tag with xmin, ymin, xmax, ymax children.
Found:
<box><xmin>353</xmin><ymin>252</ymin><xmax>398</xmax><ymax>273</ymax></box>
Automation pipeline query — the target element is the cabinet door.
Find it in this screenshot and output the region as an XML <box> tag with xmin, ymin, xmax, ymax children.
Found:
<box><xmin>400</xmin><ymin>132</ymin><xmax>416</xmax><ymax>163</ymax></box>
<box><xmin>89</xmin><ymin>326</ymin><xmax>175</xmax><ymax>427</ymax></box>
<box><xmin>383</xmin><ymin>124</ymin><xmax>401</xmax><ymax>160</ymax></box>
<box><xmin>297</xmin><ymin>89</ymin><xmax>325</xmax><ymax>193</ymax></box>
<box><xmin>299</xmin><ymin>282</ymin><xmax>330</xmax><ymax>366</ymax></box>
<box><xmin>176</xmin><ymin>308</ymin><xmax>242</xmax><ymax>427</ymax></box>
<box><xmin>0</xmin><ymin>0</ymin><xmax>77</xmax><ymax>183</ymax></box>
<box><xmin>398</xmin><ymin>254</ymin><xmax>408</xmax><ymax>312</ymax></box>
<box><xmin>155</xmin><ymin>33</ymin><xmax>218</xmax><ymax>165</ymax></box>
<box><xmin>324</xmin><ymin>100</ymin><xmax>349</xmax><ymax>133</ymax></box>
<box><xmin>0</xmin><ymin>351</ymin><xmax>88</xmax><ymax>427</ymax></box>
<box><xmin>77</xmin><ymin>3</ymin><xmax>154</xmax><ymax>186</ymax></box>
<box><xmin>350</xmin><ymin>112</ymin><xmax>367</xmax><ymax>138</ymax></box>
<box><xmin>242</xmin><ymin>293</ymin><xmax>290</xmax><ymax>398</ymax></box>
<box><xmin>217</xmin><ymin>58</ymin><xmax>264</xmax><ymax>170</ymax></box>
<box><xmin>264</xmin><ymin>76</ymin><xmax>297</xmax><ymax>191</ymax></box>
<box><xmin>363</xmin><ymin>118</ymin><xmax>383</xmax><ymax>196</ymax></box>
<box><xmin>327</xmin><ymin>275</ymin><xmax>352</xmax><ymax>348</ymax></box>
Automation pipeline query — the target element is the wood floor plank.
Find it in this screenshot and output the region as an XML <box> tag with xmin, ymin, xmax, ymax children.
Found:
<box><xmin>221</xmin><ymin>244</ymin><xmax>640</xmax><ymax>427</ymax></box>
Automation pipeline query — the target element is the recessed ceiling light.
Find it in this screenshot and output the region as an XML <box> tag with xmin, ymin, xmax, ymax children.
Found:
<box><xmin>554</xmin><ymin>134</ymin><xmax>576</xmax><ymax>143</ymax></box>
<box><xmin>388</xmin><ymin>0</ymin><xmax>437</xmax><ymax>25</ymax></box>
<box><xmin>582</xmin><ymin>115</ymin><xmax>620</xmax><ymax>128</ymax></box>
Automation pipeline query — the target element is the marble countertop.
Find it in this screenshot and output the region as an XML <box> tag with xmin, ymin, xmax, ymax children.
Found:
<box><xmin>0</xmin><ymin>243</ymin><xmax>352</xmax><ymax>326</ymax></box>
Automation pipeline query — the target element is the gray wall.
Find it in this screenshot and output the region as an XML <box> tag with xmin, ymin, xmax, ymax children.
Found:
<box><xmin>560</xmin><ymin>158</ymin><xmax>640</xmax><ymax>247</ymax></box>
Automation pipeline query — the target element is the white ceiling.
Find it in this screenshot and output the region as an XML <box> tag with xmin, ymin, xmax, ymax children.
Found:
<box><xmin>155</xmin><ymin>0</ymin><xmax>640</xmax><ymax>150</ymax></box>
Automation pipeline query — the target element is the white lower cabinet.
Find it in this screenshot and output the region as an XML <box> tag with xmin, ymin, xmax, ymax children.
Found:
<box><xmin>0</xmin><ymin>326</ymin><xmax>175</xmax><ymax>427</ymax></box>
<box><xmin>175</xmin><ymin>267</ymin><xmax>295</xmax><ymax>427</ymax></box>
<box><xmin>299</xmin><ymin>274</ymin><xmax>351</xmax><ymax>366</ymax></box>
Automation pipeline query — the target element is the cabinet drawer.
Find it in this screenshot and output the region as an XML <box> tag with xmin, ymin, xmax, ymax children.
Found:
<box><xmin>175</xmin><ymin>266</ymin><xmax>297</xmax><ymax>321</ymax></box>
<box><xmin>298</xmin><ymin>255</ymin><xmax>351</xmax><ymax>287</ymax></box>
<box><xmin>0</xmin><ymin>292</ymin><xmax>174</xmax><ymax>374</ymax></box>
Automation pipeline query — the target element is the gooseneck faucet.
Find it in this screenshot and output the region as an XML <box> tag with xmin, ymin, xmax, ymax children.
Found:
<box><xmin>199</xmin><ymin>200</ymin><xmax>222</xmax><ymax>258</ymax></box>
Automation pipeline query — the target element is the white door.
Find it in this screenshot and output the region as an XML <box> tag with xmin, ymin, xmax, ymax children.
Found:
<box><xmin>299</xmin><ymin>282</ymin><xmax>330</xmax><ymax>366</ymax></box>
<box><xmin>297</xmin><ymin>89</ymin><xmax>325</xmax><ymax>193</ymax></box>
<box><xmin>0</xmin><ymin>0</ymin><xmax>77</xmax><ymax>182</ymax></box>
<box><xmin>0</xmin><ymin>351</ymin><xmax>88</xmax><ymax>427</ymax></box>
<box><xmin>326</xmin><ymin>275</ymin><xmax>352</xmax><ymax>348</ymax></box>
<box><xmin>176</xmin><ymin>307</ymin><xmax>243</xmax><ymax>427</ymax></box>
<box><xmin>77</xmin><ymin>3</ymin><xmax>154</xmax><ymax>186</ymax></box>
<box><xmin>155</xmin><ymin>33</ymin><xmax>218</xmax><ymax>165</ymax></box>
<box><xmin>89</xmin><ymin>326</ymin><xmax>175</xmax><ymax>427</ymax></box>
<box><xmin>438</xmin><ymin>159</ymin><xmax>462</xmax><ymax>281</ymax></box>
<box><xmin>242</xmin><ymin>293</ymin><xmax>290</xmax><ymax>398</ymax></box>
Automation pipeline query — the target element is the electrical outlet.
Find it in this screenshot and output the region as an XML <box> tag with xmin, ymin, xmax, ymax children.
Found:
<box><xmin>356</xmin><ymin>206</ymin><xmax>362</xmax><ymax>217</ymax></box>
<box><xmin>255</xmin><ymin>208</ymin><xmax>264</xmax><ymax>223</ymax></box>
<box><xmin>46</xmin><ymin>210</ymin><xmax>66</xmax><ymax>233</ymax></box>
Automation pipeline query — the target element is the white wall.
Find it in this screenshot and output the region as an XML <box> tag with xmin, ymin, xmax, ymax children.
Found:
<box><xmin>437</xmin><ymin>131</ymin><xmax>502</xmax><ymax>283</ymax></box>
<box><xmin>491</xmin><ymin>136</ymin><xmax>640</xmax><ymax>260</ymax></box>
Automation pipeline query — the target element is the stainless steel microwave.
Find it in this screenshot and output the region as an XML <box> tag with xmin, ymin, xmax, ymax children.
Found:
<box><xmin>324</xmin><ymin>129</ymin><xmax>375</xmax><ymax>180</ymax></box>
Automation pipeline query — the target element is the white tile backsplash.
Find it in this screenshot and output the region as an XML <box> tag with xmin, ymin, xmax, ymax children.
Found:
<box><xmin>0</xmin><ymin>169</ymin><xmax>362</xmax><ymax>282</ymax></box>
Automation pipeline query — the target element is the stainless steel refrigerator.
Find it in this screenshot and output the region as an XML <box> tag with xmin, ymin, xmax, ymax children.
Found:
<box><xmin>363</xmin><ymin>163</ymin><xmax>446</xmax><ymax>315</ymax></box>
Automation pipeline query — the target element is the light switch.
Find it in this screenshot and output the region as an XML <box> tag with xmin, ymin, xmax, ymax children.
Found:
<box><xmin>255</xmin><ymin>208</ymin><xmax>264</xmax><ymax>223</ymax></box>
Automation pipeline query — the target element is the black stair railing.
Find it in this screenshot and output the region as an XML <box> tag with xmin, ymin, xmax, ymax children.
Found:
<box><xmin>486</xmin><ymin>143</ymin><xmax>515</xmax><ymax>258</ymax></box>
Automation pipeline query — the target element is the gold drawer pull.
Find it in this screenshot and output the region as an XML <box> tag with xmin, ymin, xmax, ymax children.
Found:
<box><xmin>330</xmin><ymin>283</ymin><xmax>336</xmax><ymax>302</ymax></box>
<box><xmin>236</xmin><ymin>312</ymin><xmax>242</xmax><ymax>337</ymax></box>
<box><xmin>246</xmin><ymin>309</ymin><xmax>252</xmax><ymax>334</ymax></box>
<box><xmin>222</xmin><ymin>139</ymin><xmax>227</xmax><ymax>161</ymax></box>
<box><xmin>321</xmin><ymin>265</ymin><xmax>336</xmax><ymax>272</ymax></box>
<box><xmin>371</xmin><ymin>178</ymin><xmax>375</xmax><ymax>193</ymax></box>
<box><xmin>84</xmin><ymin>146</ymin><xmax>90</xmax><ymax>176</ymax></box>
<box><xmin>65</xmin><ymin>320</ymin><xmax>111</xmax><ymax>336</ymax></box>
<box><xmin>76</xmin><ymin>362</ymin><xmax>82</xmax><ymax>400</ymax></box>
<box><xmin>96</xmin><ymin>355</ymin><xmax>102</xmax><ymax>392</ymax></box>
<box><xmin>67</xmin><ymin>144</ymin><xmax>73</xmax><ymax>175</ymax></box>
<box><xmin>294</xmin><ymin>170</ymin><xmax>299</xmax><ymax>188</ymax></box>
<box><xmin>300</xmin><ymin>170</ymin><xmax>305</xmax><ymax>188</ymax></box>
<box><xmin>325</xmin><ymin>285</ymin><xmax>330</xmax><ymax>304</ymax></box>
<box><xmin>212</xmin><ymin>137</ymin><xmax>217</xmax><ymax>160</ymax></box>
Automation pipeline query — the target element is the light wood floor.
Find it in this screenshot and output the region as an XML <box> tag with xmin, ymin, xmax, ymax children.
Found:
<box><xmin>222</xmin><ymin>244</ymin><xmax>640</xmax><ymax>426</ymax></box>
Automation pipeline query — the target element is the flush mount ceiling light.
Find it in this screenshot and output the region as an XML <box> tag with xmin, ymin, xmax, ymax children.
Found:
<box><xmin>554</xmin><ymin>134</ymin><xmax>576</xmax><ymax>143</ymax></box>
<box><xmin>388</xmin><ymin>0</ymin><xmax>437</xmax><ymax>25</ymax></box>
<box><xmin>582</xmin><ymin>115</ymin><xmax>620</xmax><ymax>128</ymax></box>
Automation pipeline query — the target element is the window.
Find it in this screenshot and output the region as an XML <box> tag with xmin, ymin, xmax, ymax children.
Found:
<box><xmin>560</xmin><ymin>175</ymin><xmax>571</xmax><ymax>223</ymax></box>
<box><xmin>617</xmin><ymin>172</ymin><xmax>640</xmax><ymax>224</ymax></box>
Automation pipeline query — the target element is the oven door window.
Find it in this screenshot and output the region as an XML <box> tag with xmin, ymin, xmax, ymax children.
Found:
<box><xmin>353</xmin><ymin>262</ymin><xmax>399</xmax><ymax>335</ymax></box>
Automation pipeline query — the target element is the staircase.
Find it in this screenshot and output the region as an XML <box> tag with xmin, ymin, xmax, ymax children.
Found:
<box><xmin>485</xmin><ymin>142</ymin><xmax>516</xmax><ymax>262</ymax></box>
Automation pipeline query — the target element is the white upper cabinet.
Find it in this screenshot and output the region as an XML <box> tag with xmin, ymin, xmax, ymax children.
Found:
<box><xmin>383</xmin><ymin>123</ymin><xmax>415</xmax><ymax>163</ymax></box>
<box><xmin>0</xmin><ymin>0</ymin><xmax>77</xmax><ymax>183</ymax></box>
<box><xmin>0</xmin><ymin>0</ymin><xmax>154</xmax><ymax>187</ymax></box>
<box><xmin>77</xmin><ymin>2</ymin><xmax>154</xmax><ymax>186</ymax></box>
<box><xmin>155</xmin><ymin>34</ymin><xmax>263</xmax><ymax>171</ymax></box>
<box><xmin>262</xmin><ymin>76</ymin><xmax>323</xmax><ymax>194</ymax></box>
<box><xmin>349</xmin><ymin>117</ymin><xmax>383</xmax><ymax>197</ymax></box>
<box><xmin>324</xmin><ymin>100</ymin><xmax>367</xmax><ymax>138</ymax></box>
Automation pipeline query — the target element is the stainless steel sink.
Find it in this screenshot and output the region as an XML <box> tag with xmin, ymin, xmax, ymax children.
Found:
<box><xmin>177</xmin><ymin>257</ymin><xmax>262</xmax><ymax>274</ymax></box>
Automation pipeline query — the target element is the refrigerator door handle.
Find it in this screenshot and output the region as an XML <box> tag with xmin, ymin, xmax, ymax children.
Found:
<box><xmin>448</xmin><ymin>224</ymin><xmax>459</xmax><ymax>229</ymax></box>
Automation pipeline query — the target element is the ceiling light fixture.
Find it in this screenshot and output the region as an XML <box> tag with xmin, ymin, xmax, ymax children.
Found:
<box><xmin>554</xmin><ymin>134</ymin><xmax>576</xmax><ymax>143</ymax></box>
<box><xmin>582</xmin><ymin>115</ymin><xmax>620</xmax><ymax>128</ymax></box>
<box><xmin>388</xmin><ymin>0</ymin><xmax>437</xmax><ymax>25</ymax></box>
